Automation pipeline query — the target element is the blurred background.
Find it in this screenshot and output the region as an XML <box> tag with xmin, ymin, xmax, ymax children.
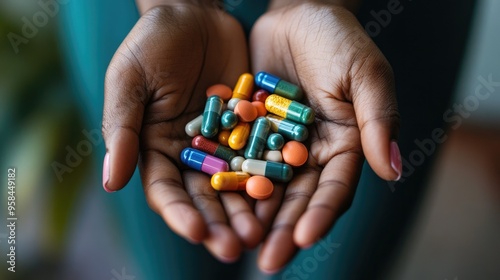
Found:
<box><xmin>0</xmin><ymin>0</ymin><xmax>498</xmax><ymax>279</ymax></box>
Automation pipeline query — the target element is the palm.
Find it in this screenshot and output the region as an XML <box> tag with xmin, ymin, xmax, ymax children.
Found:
<box><xmin>249</xmin><ymin>4</ymin><xmax>395</xmax><ymax>270</ymax></box>
<box><xmin>104</xmin><ymin>5</ymin><xmax>264</xmax><ymax>261</ymax></box>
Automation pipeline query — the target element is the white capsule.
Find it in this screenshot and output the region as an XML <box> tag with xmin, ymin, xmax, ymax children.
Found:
<box><xmin>230</xmin><ymin>156</ymin><xmax>245</xmax><ymax>171</ymax></box>
<box><xmin>185</xmin><ymin>115</ymin><xmax>203</xmax><ymax>137</ymax></box>
<box><xmin>263</xmin><ymin>150</ymin><xmax>282</xmax><ymax>162</ymax></box>
<box><xmin>227</xmin><ymin>98</ymin><xmax>241</xmax><ymax>111</ymax></box>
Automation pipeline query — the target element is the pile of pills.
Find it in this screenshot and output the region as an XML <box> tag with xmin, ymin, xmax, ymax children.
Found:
<box><xmin>180</xmin><ymin>72</ymin><xmax>314</xmax><ymax>200</ymax></box>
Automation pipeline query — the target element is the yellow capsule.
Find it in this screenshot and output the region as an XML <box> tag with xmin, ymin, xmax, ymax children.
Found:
<box><xmin>218</xmin><ymin>130</ymin><xmax>231</xmax><ymax>146</ymax></box>
<box><xmin>265</xmin><ymin>94</ymin><xmax>315</xmax><ymax>125</ymax></box>
<box><xmin>228</xmin><ymin>122</ymin><xmax>250</xmax><ymax>150</ymax></box>
<box><xmin>232</xmin><ymin>73</ymin><xmax>254</xmax><ymax>100</ymax></box>
<box><xmin>211</xmin><ymin>172</ymin><xmax>250</xmax><ymax>191</ymax></box>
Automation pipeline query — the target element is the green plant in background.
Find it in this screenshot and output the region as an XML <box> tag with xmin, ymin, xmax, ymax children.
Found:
<box><xmin>1</xmin><ymin>2</ymin><xmax>92</xmax><ymax>279</ymax></box>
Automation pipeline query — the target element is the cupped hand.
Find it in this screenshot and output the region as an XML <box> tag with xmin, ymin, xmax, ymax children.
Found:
<box><xmin>249</xmin><ymin>3</ymin><xmax>401</xmax><ymax>272</ymax></box>
<box><xmin>102</xmin><ymin>4</ymin><xmax>263</xmax><ymax>262</ymax></box>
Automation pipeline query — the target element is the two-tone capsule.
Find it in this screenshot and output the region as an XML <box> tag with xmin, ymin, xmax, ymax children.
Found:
<box><xmin>266</xmin><ymin>114</ymin><xmax>308</xmax><ymax>142</ymax></box>
<box><xmin>185</xmin><ymin>115</ymin><xmax>203</xmax><ymax>137</ymax></box>
<box><xmin>180</xmin><ymin>148</ymin><xmax>229</xmax><ymax>175</ymax></box>
<box><xmin>201</xmin><ymin>95</ymin><xmax>224</xmax><ymax>138</ymax></box>
<box><xmin>244</xmin><ymin>117</ymin><xmax>271</xmax><ymax>159</ymax></box>
<box><xmin>265</xmin><ymin>94</ymin><xmax>315</xmax><ymax>125</ymax></box>
<box><xmin>211</xmin><ymin>171</ymin><xmax>249</xmax><ymax>191</ymax></box>
<box><xmin>255</xmin><ymin>71</ymin><xmax>303</xmax><ymax>100</ymax></box>
<box><xmin>242</xmin><ymin>159</ymin><xmax>293</xmax><ymax>182</ymax></box>
<box><xmin>192</xmin><ymin>135</ymin><xmax>237</xmax><ymax>163</ymax></box>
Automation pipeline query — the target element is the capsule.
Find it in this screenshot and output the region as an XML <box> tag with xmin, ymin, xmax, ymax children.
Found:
<box><xmin>192</xmin><ymin>135</ymin><xmax>237</xmax><ymax>163</ymax></box>
<box><xmin>242</xmin><ymin>159</ymin><xmax>293</xmax><ymax>182</ymax></box>
<box><xmin>267</xmin><ymin>133</ymin><xmax>285</xmax><ymax>150</ymax></box>
<box><xmin>185</xmin><ymin>115</ymin><xmax>203</xmax><ymax>137</ymax></box>
<box><xmin>263</xmin><ymin>150</ymin><xmax>283</xmax><ymax>162</ymax></box>
<box><xmin>244</xmin><ymin>117</ymin><xmax>271</xmax><ymax>159</ymax></box>
<box><xmin>211</xmin><ymin>171</ymin><xmax>250</xmax><ymax>191</ymax></box>
<box><xmin>266</xmin><ymin>114</ymin><xmax>308</xmax><ymax>142</ymax></box>
<box><xmin>218</xmin><ymin>130</ymin><xmax>231</xmax><ymax>146</ymax></box>
<box><xmin>180</xmin><ymin>148</ymin><xmax>229</xmax><ymax>175</ymax></box>
<box><xmin>255</xmin><ymin>71</ymin><xmax>303</xmax><ymax>100</ymax></box>
<box><xmin>265</xmin><ymin>94</ymin><xmax>315</xmax><ymax>125</ymax></box>
<box><xmin>232</xmin><ymin>73</ymin><xmax>254</xmax><ymax>100</ymax></box>
<box><xmin>228</xmin><ymin>122</ymin><xmax>250</xmax><ymax>150</ymax></box>
<box><xmin>201</xmin><ymin>95</ymin><xmax>224</xmax><ymax>138</ymax></box>
<box><xmin>220</xmin><ymin>110</ymin><xmax>238</xmax><ymax>130</ymax></box>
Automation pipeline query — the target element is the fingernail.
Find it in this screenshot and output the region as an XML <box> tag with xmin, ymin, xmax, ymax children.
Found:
<box><xmin>102</xmin><ymin>153</ymin><xmax>114</xmax><ymax>192</ymax></box>
<box><xmin>390</xmin><ymin>141</ymin><xmax>402</xmax><ymax>181</ymax></box>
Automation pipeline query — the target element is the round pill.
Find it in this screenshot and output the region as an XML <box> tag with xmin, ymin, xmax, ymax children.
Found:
<box><xmin>252</xmin><ymin>101</ymin><xmax>267</xmax><ymax>117</ymax></box>
<box><xmin>230</xmin><ymin>156</ymin><xmax>245</xmax><ymax>171</ymax></box>
<box><xmin>234</xmin><ymin>100</ymin><xmax>258</xmax><ymax>123</ymax></box>
<box><xmin>282</xmin><ymin>141</ymin><xmax>308</xmax><ymax>167</ymax></box>
<box><xmin>267</xmin><ymin>133</ymin><xmax>285</xmax><ymax>150</ymax></box>
<box><xmin>206</xmin><ymin>84</ymin><xmax>233</xmax><ymax>101</ymax></box>
<box><xmin>246</xmin><ymin>176</ymin><xmax>274</xmax><ymax>200</ymax></box>
<box><xmin>218</xmin><ymin>130</ymin><xmax>231</xmax><ymax>146</ymax></box>
<box><xmin>252</xmin><ymin>89</ymin><xmax>270</xmax><ymax>103</ymax></box>
<box><xmin>220</xmin><ymin>110</ymin><xmax>238</xmax><ymax>130</ymax></box>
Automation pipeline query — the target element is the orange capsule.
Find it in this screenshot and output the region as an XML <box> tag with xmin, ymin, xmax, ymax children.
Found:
<box><xmin>246</xmin><ymin>176</ymin><xmax>274</xmax><ymax>200</ymax></box>
<box><xmin>232</xmin><ymin>73</ymin><xmax>254</xmax><ymax>100</ymax></box>
<box><xmin>206</xmin><ymin>84</ymin><xmax>233</xmax><ymax>101</ymax></box>
<box><xmin>252</xmin><ymin>101</ymin><xmax>267</xmax><ymax>117</ymax></box>
<box><xmin>282</xmin><ymin>141</ymin><xmax>308</xmax><ymax>167</ymax></box>
<box><xmin>234</xmin><ymin>100</ymin><xmax>258</xmax><ymax>122</ymax></box>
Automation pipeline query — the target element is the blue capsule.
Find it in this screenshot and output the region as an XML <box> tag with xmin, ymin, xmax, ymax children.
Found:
<box><xmin>255</xmin><ymin>71</ymin><xmax>303</xmax><ymax>101</ymax></box>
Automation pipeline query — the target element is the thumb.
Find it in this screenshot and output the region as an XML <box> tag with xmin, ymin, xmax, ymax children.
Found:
<box><xmin>351</xmin><ymin>54</ymin><xmax>401</xmax><ymax>181</ymax></box>
<box><xmin>101</xmin><ymin>49</ymin><xmax>149</xmax><ymax>192</ymax></box>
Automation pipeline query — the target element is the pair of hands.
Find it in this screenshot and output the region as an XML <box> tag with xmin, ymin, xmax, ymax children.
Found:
<box><xmin>102</xmin><ymin>2</ymin><xmax>401</xmax><ymax>273</ymax></box>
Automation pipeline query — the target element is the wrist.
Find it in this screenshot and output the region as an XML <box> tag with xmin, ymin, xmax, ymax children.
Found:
<box><xmin>268</xmin><ymin>0</ymin><xmax>360</xmax><ymax>13</ymax></box>
<box><xmin>136</xmin><ymin>0</ymin><xmax>216</xmax><ymax>15</ymax></box>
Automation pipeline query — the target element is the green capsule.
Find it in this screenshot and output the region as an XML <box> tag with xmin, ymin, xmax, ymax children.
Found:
<box><xmin>201</xmin><ymin>95</ymin><xmax>223</xmax><ymax>138</ymax></box>
<box><xmin>266</xmin><ymin>114</ymin><xmax>308</xmax><ymax>142</ymax></box>
<box><xmin>220</xmin><ymin>110</ymin><xmax>238</xmax><ymax>130</ymax></box>
<box><xmin>244</xmin><ymin>117</ymin><xmax>271</xmax><ymax>159</ymax></box>
<box><xmin>267</xmin><ymin>133</ymin><xmax>285</xmax><ymax>150</ymax></box>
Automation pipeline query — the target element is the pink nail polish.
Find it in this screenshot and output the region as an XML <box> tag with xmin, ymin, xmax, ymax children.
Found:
<box><xmin>102</xmin><ymin>153</ymin><xmax>113</xmax><ymax>192</ymax></box>
<box><xmin>390</xmin><ymin>141</ymin><xmax>402</xmax><ymax>181</ymax></box>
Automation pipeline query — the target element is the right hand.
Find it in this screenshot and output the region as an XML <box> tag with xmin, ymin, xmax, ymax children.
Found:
<box><xmin>102</xmin><ymin>4</ymin><xmax>262</xmax><ymax>262</ymax></box>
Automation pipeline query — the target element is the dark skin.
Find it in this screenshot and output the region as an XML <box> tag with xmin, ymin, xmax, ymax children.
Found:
<box><xmin>102</xmin><ymin>0</ymin><xmax>401</xmax><ymax>273</ymax></box>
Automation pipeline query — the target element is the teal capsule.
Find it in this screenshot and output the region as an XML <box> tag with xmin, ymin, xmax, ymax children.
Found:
<box><xmin>266</xmin><ymin>114</ymin><xmax>308</xmax><ymax>142</ymax></box>
<box><xmin>244</xmin><ymin>117</ymin><xmax>271</xmax><ymax>159</ymax></box>
<box><xmin>267</xmin><ymin>133</ymin><xmax>285</xmax><ymax>150</ymax></box>
<box><xmin>242</xmin><ymin>159</ymin><xmax>293</xmax><ymax>182</ymax></box>
<box><xmin>220</xmin><ymin>110</ymin><xmax>238</xmax><ymax>130</ymax></box>
<box><xmin>201</xmin><ymin>95</ymin><xmax>223</xmax><ymax>138</ymax></box>
<box><xmin>255</xmin><ymin>71</ymin><xmax>303</xmax><ymax>100</ymax></box>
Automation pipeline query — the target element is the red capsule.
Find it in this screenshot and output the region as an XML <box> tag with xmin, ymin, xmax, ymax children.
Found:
<box><xmin>252</xmin><ymin>89</ymin><xmax>270</xmax><ymax>103</ymax></box>
<box><xmin>192</xmin><ymin>135</ymin><xmax>237</xmax><ymax>163</ymax></box>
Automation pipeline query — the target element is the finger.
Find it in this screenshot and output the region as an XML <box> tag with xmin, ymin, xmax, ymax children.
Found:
<box><xmin>350</xmin><ymin>51</ymin><xmax>401</xmax><ymax>181</ymax></box>
<box><xmin>257</xmin><ymin>168</ymin><xmax>321</xmax><ymax>273</ymax></box>
<box><xmin>102</xmin><ymin>45</ymin><xmax>150</xmax><ymax>192</ymax></box>
<box><xmin>183</xmin><ymin>171</ymin><xmax>242</xmax><ymax>263</ymax></box>
<box><xmin>140</xmin><ymin>150</ymin><xmax>207</xmax><ymax>243</ymax></box>
<box><xmin>219</xmin><ymin>192</ymin><xmax>264</xmax><ymax>249</ymax></box>
<box><xmin>254</xmin><ymin>183</ymin><xmax>285</xmax><ymax>233</ymax></box>
<box><xmin>294</xmin><ymin>151</ymin><xmax>363</xmax><ymax>248</ymax></box>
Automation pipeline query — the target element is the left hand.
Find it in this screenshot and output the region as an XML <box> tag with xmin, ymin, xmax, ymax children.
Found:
<box><xmin>249</xmin><ymin>2</ymin><xmax>401</xmax><ymax>272</ymax></box>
